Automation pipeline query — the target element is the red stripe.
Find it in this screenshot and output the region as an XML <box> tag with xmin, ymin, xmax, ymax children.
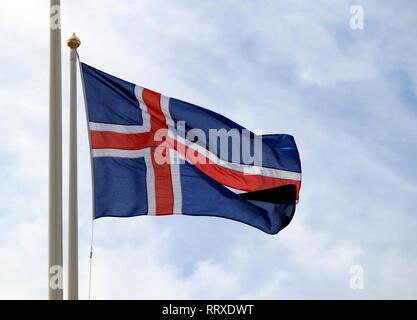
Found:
<box><xmin>91</xmin><ymin>131</ymin><xmax>155</xmax><ymax>149</ymax></box>
<box><xmin>173</xmin><ymin>139</ymin><xmax>301</xmax><ymax>199</ymax></box>
<box><xmin>142</xmin><ymin>89</ymin><xmax>174</xmax><ymax>215</ymax></box>
<box><xmin>143</xmin><ymin>88</ymin><xmax>167</xmax><ymax>130</ymax></box>
<box><xmin>150</xmin><ymin>146</ymin><xmax>174</xmax><ymax>215</ymax></box>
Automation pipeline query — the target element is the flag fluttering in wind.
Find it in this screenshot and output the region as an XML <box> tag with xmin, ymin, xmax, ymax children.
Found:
<box><xmin>81</xmin><ymin>63</ymin><xmax>301</xmax><ymax>234</ymax></box>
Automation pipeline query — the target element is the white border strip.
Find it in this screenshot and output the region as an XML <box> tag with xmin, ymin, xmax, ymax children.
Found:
<box><xmin>89</xmin><ymin>122</ymin><xmax>149</xmax><ymax>134</ymax></box>
<box><xmin>134</xmin><ymin>86</ymin><xmax>151</xmax><ymax>132</ymax></box>
<box><xmin>224</xmin><ymin>186</ymin><xmax>246</xmax><ymax>194</ymax></box>
<box><xmin>169</xmin><ymin>149</ymin><xmax>182</xmax><ymax>214</ymax></box>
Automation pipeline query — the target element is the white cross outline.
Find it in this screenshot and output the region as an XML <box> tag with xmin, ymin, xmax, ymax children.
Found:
<box><xmin>90</xmin><ymin>86</ymin><xmax>183</xmax><ymax>215</ymax></box>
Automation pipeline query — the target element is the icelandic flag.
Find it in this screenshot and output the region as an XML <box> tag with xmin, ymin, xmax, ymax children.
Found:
<box><xmin>81</xmin><ymin>63</ymin><xmax>302</xmax><ymax>234</ymax></box>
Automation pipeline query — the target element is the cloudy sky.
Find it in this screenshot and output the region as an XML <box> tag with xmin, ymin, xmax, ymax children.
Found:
<box><xmin>0</xmin><ymin>0</ymin><xmax>416</xmax><ymax>299</ymax></box>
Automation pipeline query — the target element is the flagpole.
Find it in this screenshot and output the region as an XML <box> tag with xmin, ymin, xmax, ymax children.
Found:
<box><xmin>67</xmin><ymin>33</ymin><xmax>81</xmax><ymax>300</ymax></box>
<box><xmin>49</xmin><ymin>0</ymin><xmax>63</xmax><ymax>300</ymax></box>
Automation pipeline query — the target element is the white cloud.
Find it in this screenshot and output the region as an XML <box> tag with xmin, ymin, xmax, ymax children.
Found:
<box><xmin>0</xmin><ymin>0</ymin><xmax>416</xmax><ymax>299</ymax></box>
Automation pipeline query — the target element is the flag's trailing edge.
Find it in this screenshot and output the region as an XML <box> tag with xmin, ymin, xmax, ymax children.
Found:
<box><xmin>80</xmin><ymin>63</ymin><xmax>302</xmax><ymax>234</ymax></box>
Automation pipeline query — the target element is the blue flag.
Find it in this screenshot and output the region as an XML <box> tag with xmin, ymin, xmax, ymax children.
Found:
<box><xmin>81</xmin><ymin>63</ymin><xmax>301</xmax><ymax>234</ymax></box>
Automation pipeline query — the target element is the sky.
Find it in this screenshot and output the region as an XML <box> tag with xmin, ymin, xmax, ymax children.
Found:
<box><xmin>0</xmin><ymin>0</ymin><xmax>416</xmax><ymax>299</ymax></box>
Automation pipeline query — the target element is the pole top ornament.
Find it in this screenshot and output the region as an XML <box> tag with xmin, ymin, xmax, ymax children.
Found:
<box><xmin>66</xmin><ymin>33</ymin><xmax>81</xmax><ymax>49</ymax></box>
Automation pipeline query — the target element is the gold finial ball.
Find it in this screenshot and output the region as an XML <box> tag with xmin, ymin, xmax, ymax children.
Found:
<box><xmin>67</xmin><ymin>33</ymin><xmax>81</xmax><ymax>49</ymax></box>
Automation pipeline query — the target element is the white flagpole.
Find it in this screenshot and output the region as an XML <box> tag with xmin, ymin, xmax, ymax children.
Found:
<box><xmin>77</xmin><ymin>55</ymin><xmax>96</xmax><ymax>300</ymax></box>
<box><xmin>49</xmin><ymin>0</ymin><xmax>63</xmax><ymax>300</ymax></box>
<box><xmin>67</xmin><ymin>33</ymin><xmax>81</xmax><ymax>300</ymax></box>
